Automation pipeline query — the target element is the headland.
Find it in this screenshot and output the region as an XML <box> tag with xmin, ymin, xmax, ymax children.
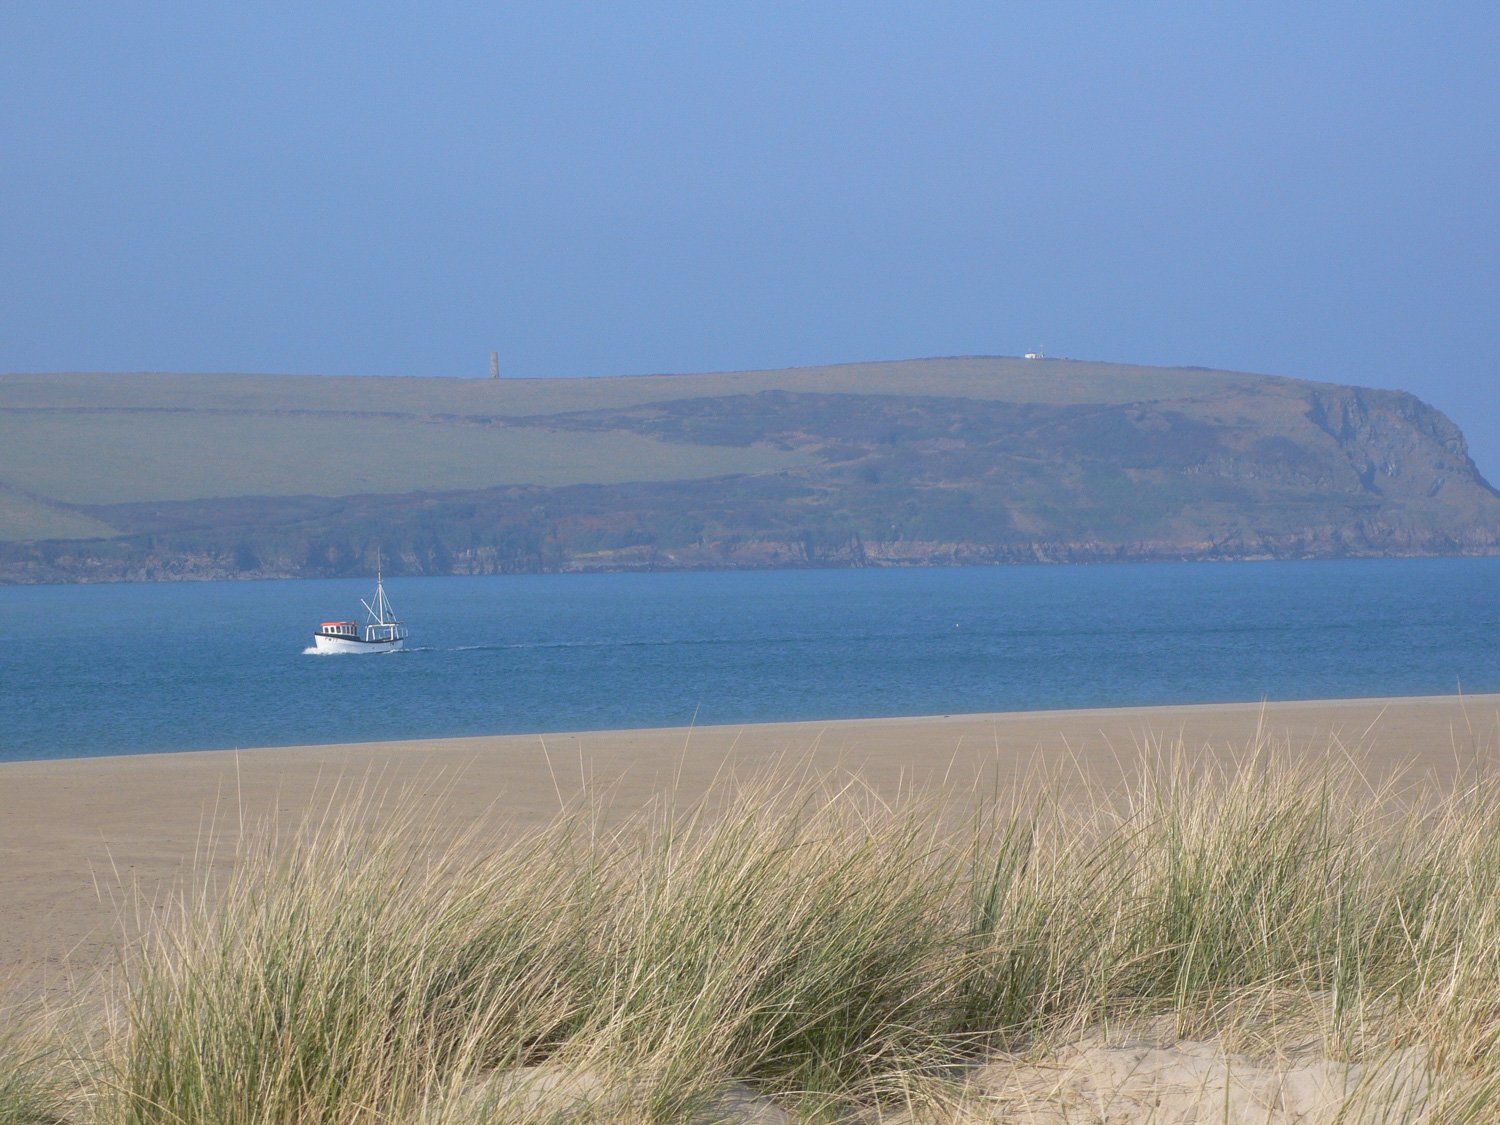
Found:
<box><xmin>5</xmin><ymin>358</ymin><xmax>1499</xmax><ymax>582</ymax></box>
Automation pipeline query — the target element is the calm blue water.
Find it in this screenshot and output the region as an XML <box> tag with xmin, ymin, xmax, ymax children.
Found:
<box><xmin>2</xmin><ymin>558</ymin><xmax>1498</xmax><ymax>762</ymax></box>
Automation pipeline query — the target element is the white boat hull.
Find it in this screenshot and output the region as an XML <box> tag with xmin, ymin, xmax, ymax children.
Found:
<box><xmin>311</xmin><ymin>633</ymin><xmax>404</xmax><ymax>655</ymax></box>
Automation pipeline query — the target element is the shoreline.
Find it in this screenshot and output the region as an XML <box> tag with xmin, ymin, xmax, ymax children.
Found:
<box><xmin>6</xmin><ymin>687</ymin><xmax>1498</xmax><ymax>768</ymax></box>
<box><xmin>7</xmin><ymin>550</ymin><xmax>1500</xmax><ymax>586</ymax></box>
<box><xmin>4</xmin><ymin>692</ymin><xmax>1499</xmax><ymax>993</ymax></box>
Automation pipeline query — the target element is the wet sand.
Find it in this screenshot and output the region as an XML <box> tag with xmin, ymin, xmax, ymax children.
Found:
<box><xmin>3</xmin><ymin>693</ymin><xmax>1498</xmax><ymax>995</ymax></box>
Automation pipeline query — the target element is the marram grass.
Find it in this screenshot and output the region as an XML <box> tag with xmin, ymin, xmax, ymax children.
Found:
<box><xmin>0</xmin><ymin>1020</ymin><xmax>68</xmax><ymax>1125</ymax></box>
<box><xmin>9</xmin><ymin>736</ymin><xmax>1500</xmax><ymax>1123</ymax></box>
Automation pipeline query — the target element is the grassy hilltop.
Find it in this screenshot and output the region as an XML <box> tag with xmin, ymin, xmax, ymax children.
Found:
<box><xmin>2</xmin><ymin>357</ymin><xmax>1498</xmax><ymax>580</ymax></box>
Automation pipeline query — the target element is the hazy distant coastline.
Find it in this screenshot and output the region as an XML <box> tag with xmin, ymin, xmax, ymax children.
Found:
<box><xmin>4</xmin><ymin>356</ymin><xmax>1499</xmax><ymax>584</ymax></box>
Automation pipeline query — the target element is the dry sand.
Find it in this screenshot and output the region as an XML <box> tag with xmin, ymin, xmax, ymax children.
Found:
<box><xmin>3</xmin><ymin>694</ymin><xmax>1498</xmax><ymax>997</ymax></box>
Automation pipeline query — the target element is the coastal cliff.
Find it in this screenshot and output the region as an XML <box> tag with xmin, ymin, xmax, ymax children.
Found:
<box><xmin>3</xmin><ymin>360</ymin><xmax>1498</xmax><ymax>582</ymax></box>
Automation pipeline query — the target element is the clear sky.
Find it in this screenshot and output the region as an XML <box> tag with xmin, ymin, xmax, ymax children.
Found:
<box><xmin>3</xmin><ymin>5</ymin><xmax>1497</xmax><ymax>476</ymax></box>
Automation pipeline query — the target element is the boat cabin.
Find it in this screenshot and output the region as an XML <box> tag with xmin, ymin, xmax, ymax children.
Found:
<box><xmin>319</xmin><ymin>621</ymin><xmax>358</xmax><ymax>638</ymax></box>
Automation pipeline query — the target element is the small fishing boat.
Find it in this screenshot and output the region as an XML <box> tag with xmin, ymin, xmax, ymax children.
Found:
<box><xmin>312</xmin><ymin>569</ymin><xmax>408</xmax><ymax>654</ymax></box>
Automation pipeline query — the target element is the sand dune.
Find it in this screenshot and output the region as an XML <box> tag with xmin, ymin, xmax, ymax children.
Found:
<box><xmin>3</xmin><ymin>693</ymin><xmax>1497</xmax><ymax>993</ymax></box>
<box><xmin>5</xmin><ymin>694</ymin><xmax>1500</xmax><ymax>1123</ymax></box>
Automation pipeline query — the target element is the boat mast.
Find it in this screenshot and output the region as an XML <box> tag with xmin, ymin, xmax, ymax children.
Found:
<box><xmin>360</xmin><ymin>548</ymin><xmax>396</xmax><ymax>626</ymax></box>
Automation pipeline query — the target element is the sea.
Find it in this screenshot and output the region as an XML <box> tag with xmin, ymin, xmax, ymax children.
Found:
<box><xmin>2</xmin><ymin>557</ymin><xmax>1498</xmax><ymax>763</ymax></box>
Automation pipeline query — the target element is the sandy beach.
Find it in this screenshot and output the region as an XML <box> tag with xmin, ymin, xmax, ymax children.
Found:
<box><xmin>4</xmin><ymin>693</ymin><xmax>1498</xmax><ymax>994</ymax></box>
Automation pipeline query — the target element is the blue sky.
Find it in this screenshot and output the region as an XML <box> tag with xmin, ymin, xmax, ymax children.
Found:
<box><xmin>3</xmin><ymin>4</ymin><xmax>1497</xmax><ymax>475</ymax></box>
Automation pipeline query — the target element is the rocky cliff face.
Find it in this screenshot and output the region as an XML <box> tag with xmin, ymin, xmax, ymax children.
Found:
<box><xmin>1304</xmin><ymin>387</ymin><xmax>1493</xmax><ymax>502</ymax></box>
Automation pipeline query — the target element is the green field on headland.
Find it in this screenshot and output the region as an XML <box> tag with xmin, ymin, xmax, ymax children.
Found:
<box><xmin>4</xmin><ymin>356</ymin><xmax>1499</xmax><ymax>581</ymax></box>
<box><xmin>7</xmin><ymin>742</ymin><xmax>1500</xmax><ymax>1124</ymax></box>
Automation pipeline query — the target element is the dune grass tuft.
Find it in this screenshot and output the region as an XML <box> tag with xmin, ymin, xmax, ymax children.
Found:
<box><xmin>0</xmin><ymin>1020</ymin><xmax>69</xmax><ymax>1125</ymax></box>
<box><xmin>11</xmin><ymin>734</ymin><xmax>1500</xmax><ymax>1122</ymax></box>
